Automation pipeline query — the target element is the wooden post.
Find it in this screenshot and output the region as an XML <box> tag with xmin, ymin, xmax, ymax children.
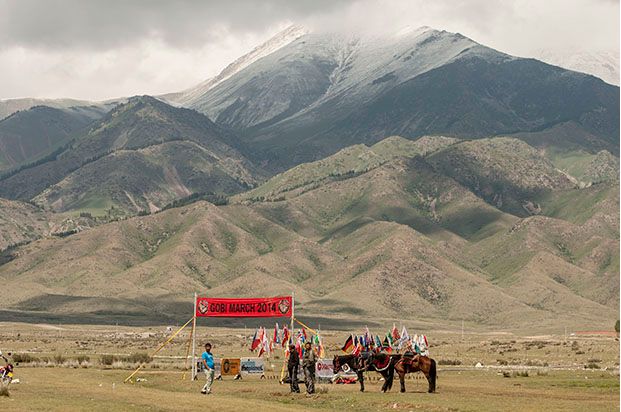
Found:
<box><xmin>191</xmin><ymin>292</ymin><xmax>197</xmax><ymax>380</ymax></box>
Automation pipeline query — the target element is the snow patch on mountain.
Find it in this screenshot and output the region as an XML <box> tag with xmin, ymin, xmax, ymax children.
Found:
<box><xmin>170</xmin><ymin>25</ymin><xmax>308</xmax><ymax>106</ymax></box>
<box><xmin>532</xmin><ymin>49</ymin><xmax>619</xmax><ymax>86</ymax></box>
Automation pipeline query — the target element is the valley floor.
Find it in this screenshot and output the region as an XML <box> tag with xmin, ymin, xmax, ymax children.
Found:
<box><xmin>2</xmin><ymin>368</ymin><xmax>618</xmax><ymax>411</ymax></box>
<box><xmin>0</xmin><ymin>322</ymin><xmax>618</xmax><ymax>411</ymax></box>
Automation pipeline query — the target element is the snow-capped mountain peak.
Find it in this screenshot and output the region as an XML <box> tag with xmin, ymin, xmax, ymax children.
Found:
<box><xmin>171</xmin><ymin>25</ymin><xmax>308</xmax><ymax>106</ymax></box>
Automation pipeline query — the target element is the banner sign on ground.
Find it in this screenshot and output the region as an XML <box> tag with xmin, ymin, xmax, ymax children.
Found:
<box><xmin>240</xmin><ymin>357</ymin><xmax>265</xmax><ymax>375</ymax></box>
<box><xmin>316</xmin><ymin>359</ymin><xmax>336</xmax><ymax>379</ymax></box>
<box><xmin>195</xmin><ymin>296</ymin><xmax>293</xmax><ymax>318</ymax></box>
<box><xmin>197</xmin><ymin>358</ymin><xmax>221</xmax><ymax>374</ymax></box>
<box><xmin>221</xmin><ymin>358</ymin><xmax>241</xmax><ymax>376</ymax></box>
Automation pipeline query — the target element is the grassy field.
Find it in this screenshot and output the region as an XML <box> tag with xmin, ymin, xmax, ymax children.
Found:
<box><xmin>3</xmin><ymin>367</ymin><xmax>618</xmax><ymax>411</ymax></box>
<box><xmin>0</xmin><ymin>323</ymin><xmax>618</xmax><ymax>411</ymax></box>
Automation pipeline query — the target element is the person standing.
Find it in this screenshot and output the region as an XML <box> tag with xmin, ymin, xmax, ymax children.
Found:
<box><xmin>302</xmin><ymin>342</ymin><xmax>317</xmax><ymax>394</ymax></box>
<box><xmin>201</xmin><ymin>343</ymin><xmax>215</xmax><ymax>394</ymax></box>
<box><xmin>287</xmin><ymin>343</ymin><xmax>300</xmax><ymax>393</ymax></box>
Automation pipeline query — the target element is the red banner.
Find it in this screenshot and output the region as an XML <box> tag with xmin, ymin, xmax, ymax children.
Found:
<box><xmin>195</xmin><ymin>296</ymin><xmax>292</xmax><ymax>318</ymax></box>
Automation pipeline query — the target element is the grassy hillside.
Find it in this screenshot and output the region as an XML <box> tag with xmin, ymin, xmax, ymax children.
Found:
<box><xmin>0</xmin><ymin>135</ymin><xmax>616</xmax><ymax>328</ymax></box>
<box><xmin>0</xmin><ymin>96</ymin><xmax>262</xmax><ymax>215</ymax></box>
<box><xmin>0</xmin><ymin>105</ymin><xmax>107</xmax><ymax>171</ymax></box>
<box><xmin>0</xmin><ymin>198</ymin><xmax>52</xmax><ymax>251</ymax></box>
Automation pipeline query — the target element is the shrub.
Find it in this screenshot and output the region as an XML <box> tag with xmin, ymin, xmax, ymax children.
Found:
<box><xmin>437</xmin><ymin>359</ymin><xmax>462</xmax><ymax>365</ymax></box>
<box><xmin>585</xmin><ymin>363</ymin><xmax>601</xmax><ymax>369</ymax></box>
<box><xmin>76</xmin><ymin>355</ymin><xmax>90</xmax><ymax>364</ymax></box>
<box><xmin>12</xmin><ymin>353</ymin><xmax>39</xmax><ymax>363</ymax></box>
<box><xmin>125</xmin><ymin>353</ymin><xmax>152</xmax><ymax>364</ymax></box>
<box><xmin>100</xmin><ymin>354</ymin><xmax>117</xmax><ymax>366</ymax></box>
<box><xmin>53</xmin><ymin>354</ymin><xmax>67</xmax><ymax>365</ymax></box>
<box><xmin>100</xmin><ymin>353</ymin><xmax>152</xmax><ymax>366</ymax></box>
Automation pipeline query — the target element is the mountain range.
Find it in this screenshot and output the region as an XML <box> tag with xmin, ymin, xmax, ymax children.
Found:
<box><xmin>165</xmin><ymin>26</ymin><xmax>619</xmax><ymax>172</ymax></box>
<box><xmin>0</xmin><ymin>25</ymin><xmax>618</xmax><ymax>328</ymax></box>
<box><xmin>0</xmin><ymin>135</ymin><xmax>616</xmax><ymax>328</ymax></box>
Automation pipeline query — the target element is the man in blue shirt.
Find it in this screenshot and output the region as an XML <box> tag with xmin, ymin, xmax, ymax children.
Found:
<box><xmin>201</xmin><ymin>342</ymin><xmax>215</xmax><ymax>394</ymax></box>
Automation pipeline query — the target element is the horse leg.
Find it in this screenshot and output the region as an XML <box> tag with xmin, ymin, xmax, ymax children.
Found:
<box><xmin>423</xmin><ymin>372</ymin><xmax>432</xmax><ymax>393</ymax></box>
<box><xmin>357</xmin><ymin>370</ymin><xmax>365</xmax><ymax>392</ymax></box>
<box><xmin>399</xmin><ymin>371</ymin><xmax>406</xmax><ymax>393</ymax></box>
<box><xmin>380</xmin><ymin>371</ymin><xmax>390</xmax><ymax>392</ymax></box>
<box><xmin>427</xmin><ymin>359</ymin><xmax>437</xmax><ymax>393</ymax></box>
<box><xmin>387</xmin><ymin>365</ymin><xmax>395</xmax><ymax>391</ymax></box>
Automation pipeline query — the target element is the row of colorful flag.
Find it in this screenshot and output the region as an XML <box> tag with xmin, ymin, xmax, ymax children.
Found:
<box><xmin>249</xmin><ymin>323</ymin><xmax>325</xmax><ymax>358</ymax></box>
<box><xmin>341</xmin><ymin>325</ymin><xmax>429</xmax><ymax>355</ymax></box>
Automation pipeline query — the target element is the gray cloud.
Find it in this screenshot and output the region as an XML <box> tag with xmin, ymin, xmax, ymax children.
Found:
<box><xmin>0</xmin><ymin>0</ymin><xmax>618</xmax><ymax>100</ymax></box>
<box><xmin>0</xmin><ymin>0</ymin><xmax>348</xmax><ymax>50</ymax></box>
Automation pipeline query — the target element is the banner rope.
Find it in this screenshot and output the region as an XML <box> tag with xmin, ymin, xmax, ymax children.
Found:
<box><xmin>124</xmin><ymin>316</ymin><xmax>194</xmax><ymax>383</ymax></box>
<box><xmin>293</xmin><ymin>317</ymin><xmax>318</xmax><ymax>335</ymax></box>
<box><xmin>181</xmin><ymin>317</ymin><xmax>195</xmax><ymax>380</ymax></box>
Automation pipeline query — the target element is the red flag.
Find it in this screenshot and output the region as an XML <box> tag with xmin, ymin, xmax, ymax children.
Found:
<box><xmin>352</xmin><ymin>342</ymin><xmax>362</xmax><ymax>356</ymax></box>
<box><xmin>282</xmin><ymin>326</ymin><xmax>289</xmax><ymax>348</ymax></box>
<box><xmin>250</xmin><ymin>328</ymin><xmax>260</xmax><ymax>351</ymax></box>
<box><xmin>391</xmin><ymin>324</ymin><xmax>400</xmax><ymax>341</ymax></box>
<box><xmin>295</xmin><ymin>339</ymin><xmax>302</xmax><ymax>358</ymax></box>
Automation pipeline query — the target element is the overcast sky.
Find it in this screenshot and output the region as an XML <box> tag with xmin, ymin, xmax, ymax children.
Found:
<box><xmin>0</xmin><ymin>0</ymin><xmax>618</xmax><ymax>100</ymax></box>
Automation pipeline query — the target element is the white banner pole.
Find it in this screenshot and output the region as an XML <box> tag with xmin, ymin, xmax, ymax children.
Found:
<box><xmin>291</xmin><ymin>290</ymin><xmax>295</xmax><ymax>335</ymax></box>
<box><xmin>191</xmin><ymin>292</ymin><xmax>197</xmax><ymax>380</ymax></box>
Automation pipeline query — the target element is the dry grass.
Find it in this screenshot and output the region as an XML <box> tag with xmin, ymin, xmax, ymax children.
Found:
<box><xmin>3</xmin><ymin>366</ymin><xmax>618</xmax><ymax>412</ymax></box>
<box><xmin>0</xmin><ymin>323</ymin><xmax>617</xmax><ymax>410</ymax></box>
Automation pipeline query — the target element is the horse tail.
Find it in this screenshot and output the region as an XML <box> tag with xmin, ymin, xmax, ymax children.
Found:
<box><xmin>386</xmin><ymin>361</ymin><xmax>395</xmax><ymax>390</ymax></box>
<box><xmin>429</xmin><ymin>358</ymin><xmax>437</xmax><ymax>392</ymax></box>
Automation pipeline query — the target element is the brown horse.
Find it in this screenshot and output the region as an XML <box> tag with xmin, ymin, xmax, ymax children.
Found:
<box><xmin>392</xmin><ymin>354</ymin><xmax>437</xmax><ymax>393</ymax></box>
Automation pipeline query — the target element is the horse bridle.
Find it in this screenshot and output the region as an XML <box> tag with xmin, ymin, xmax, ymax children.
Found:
<box><xmin>334</xmin><ymin>355</ymin><xmax>362</xmax><ymax>372</ymax></box>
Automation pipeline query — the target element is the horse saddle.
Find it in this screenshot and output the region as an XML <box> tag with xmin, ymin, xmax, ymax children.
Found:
<box><xmin>372</xmin><ymin>354</ymin><xmax>391</xmax><ymax>370</ymax></box>
<box><xmin>400</xmin><ymin>352</ymin><xmax>417</xmax><ymax>367</ymax></box>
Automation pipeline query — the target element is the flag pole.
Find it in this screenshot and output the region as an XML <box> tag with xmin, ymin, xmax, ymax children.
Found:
<box><xmin>191</xmin><ymin>292</ymin><xmax>197</xmax><ymax>380</ymax></box>
<box><xmin>290</xmin><ymin>290</ymin><xmax>295</xmax><ymax>335</ymax></box>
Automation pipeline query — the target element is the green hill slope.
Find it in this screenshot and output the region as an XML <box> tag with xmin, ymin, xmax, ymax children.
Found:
<box><xmin>0</xmin><ymin>136</ymin><xmax>616</xmax><ymax>329</ymax></box>
<box><xmin>0</xmin><ymin>96</ymin><xmax>262</xmax><ymax>215</ymax></box>
<box><xmin>0</xmin><ymin>105</ymin><xmax>107</xmax><ymax>171</ymax></box>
